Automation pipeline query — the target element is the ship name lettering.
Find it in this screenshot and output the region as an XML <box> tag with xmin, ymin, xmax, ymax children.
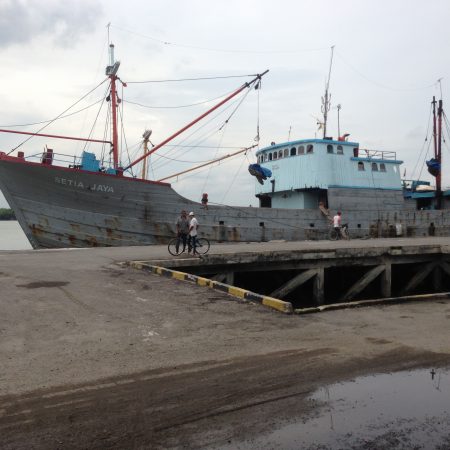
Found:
<box><xmin>91</xmin><ymin>184</ymin><xmax>114</xmax><ymax>193</ymax></box>
<box><xmin>55</xmin><ymin>177</ymin><xmax>84</xmax><ymax>189</ymax></box>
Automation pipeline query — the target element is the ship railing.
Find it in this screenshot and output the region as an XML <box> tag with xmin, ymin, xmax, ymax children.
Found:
<box><xmin>24</xmin><ymin>151</ymin><xmax>82</xmax><ymax>167</ymax></box>
<box><xmin>357</xmin><ymin>149</ymin><xmax>397</xmax><ymax>160</ymax></box>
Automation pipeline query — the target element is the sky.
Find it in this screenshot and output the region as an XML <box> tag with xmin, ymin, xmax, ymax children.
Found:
<box><xmin>1</xmin><ymin>0</ymin><xmax>450</xmax><ymax>209</ymax></box>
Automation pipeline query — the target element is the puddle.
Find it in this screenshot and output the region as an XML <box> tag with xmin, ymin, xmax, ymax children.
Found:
<box><xmin>227</xmin><ymin>367</ymin><xmax>450</xmax><ymax>450</ymax></box>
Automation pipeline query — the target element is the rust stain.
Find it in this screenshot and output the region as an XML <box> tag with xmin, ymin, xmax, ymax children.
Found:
<box><xmin>68</xmin><ymin>235</ymin><xmax>76</xmax><ymax>245</ymax></box>
<box><xmin>87</xmin><ymin>236</ymin><xmax>98</xmax><ymax>247</ymax></box>
<box><xmin>30</xmin><ymin>224</ymin><xmax>43</xmax><ymax>236</ymax></box>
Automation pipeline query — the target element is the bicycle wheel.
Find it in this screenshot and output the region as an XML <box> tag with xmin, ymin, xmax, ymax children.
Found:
<box><xmin>329</xmin><ymin>229</ymin><xmax>338</xmax><ymax>241</ymax></box>
<box><xmin>168</xmin><ymin>238</ymin><xmax>184</xmax><ymax>256</ymax></box>
<box><xmin>194</xmin><ymin>238</ymin><xmax>210</xmax><ymax>255</ymax></box>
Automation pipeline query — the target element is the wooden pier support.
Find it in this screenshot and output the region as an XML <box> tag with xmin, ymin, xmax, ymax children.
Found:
<box><xmin>157</xmin><ymin>240</ymin><xmax>450</xmax><ymax>307</ymax></box>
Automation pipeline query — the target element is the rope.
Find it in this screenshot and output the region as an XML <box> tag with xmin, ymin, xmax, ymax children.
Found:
<box><xmin>7</xmin><ymin>78</ymin><xmax>108</xmax><ymax>154</ymax></box>
<box><xmin>411</xmin><ymin>103</ymin><xmax>433</xmax><ymax>179</ymax></box>
<box><xmin>0</xmin><ymin>99</ymin><xmax>103</xmax><ymax>128</ymax></box>
<box><xmin>126</xmin><ymin>75</ymin><xmax>257</xmax><ymax>84</ymax></box>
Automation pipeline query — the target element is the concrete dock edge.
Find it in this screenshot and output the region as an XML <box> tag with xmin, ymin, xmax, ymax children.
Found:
<box><xmin>129</xmin><ymin>261</ymin><xmax>293</xmax><ymax>314</ymax></box>
<box><xmin>294</xmin><ymin>292</ymin><xmax>450</xmax><ymax>315</ymax></box>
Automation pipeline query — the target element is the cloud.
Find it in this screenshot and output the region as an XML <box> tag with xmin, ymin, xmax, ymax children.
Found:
<box><xmin>0</xmin><ymin>0</ymin><xmax>103</xmax><ymax>48</ymax></box>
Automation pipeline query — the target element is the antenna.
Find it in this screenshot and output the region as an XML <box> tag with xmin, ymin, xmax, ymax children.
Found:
<box><xmin>337</xmin><ymin>104</ymin><xmax>341</xmax><ymax>138</ymax></box>
<box><xmin>321</xmin><ymin>45</ymin><xmax>335</xmax><ymax>139</ymax></box>
<box><xmin>437</xmin><ymin>78</ymin><xmax>443</xmax><ymax>100</ymax></box>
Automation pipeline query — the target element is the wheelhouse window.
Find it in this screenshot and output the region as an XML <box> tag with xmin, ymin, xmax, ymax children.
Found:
<box><xmin>337</xmin><ymin>145</ymin><xmax>343</xmax><ymax>155</ymax></box>
<box><xmin>273</xmin><ymin>151</ymin><xmax>278</xmax><ymax>160</ymax></box>
<box><xmin>358</xmin><ymin>161</ymin><xmax>365</xmax><ymax>171</ymax></box>
<box><xmin>269</xmin><ymin>153</ymin><xmax>273</xmax><ymax>161</ymax></box>
<box><xmin>278</xmin><ymin>150</ymin><xmax>283</xmax><ymax>159</ymax></box>
<box><xmin>290</xmin><ymin>147</ymin><xmax>296</xmax><ymax>156</ymax></box>
<box><xmin>380</xmin><ymin>163</ymin><xmax>386</xmax><ymax>172</ymax></box>
<box><xmin>327</xmin><ymin>144</ymin><xmax>333</xmax><ymax>154</ymax></box>
<box><xmin>283</xmin><ymin>148</ymin><xmax>289</xmax><ymax>157</ymax></box>
<box><xmin>298</xmin><ymin>145</ymin><xmax>305</xmax><ymax>155</ymax></box>
<box><xmin>372</xmin><ymin>162</ymin><xmax>378</xmax><ymax>171</ymax></box>
<box><xmin>306</xmin><ymin>144</ymin><xmax>314</xmax><ymax>154</ymax></box>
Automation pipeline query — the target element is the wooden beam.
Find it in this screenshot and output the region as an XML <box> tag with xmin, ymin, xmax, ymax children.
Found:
<box><xmin>380</xmin><ymin>261</ymin><xmax>392</xmax><ymax>298</ymax></box>
<box><xmin>270</xmin><ymin>269</ymin><xmax>318</xmax><ymax>299</ymax></box>
<box><xmin>340</xmin><ymin>265</ymin><xmax>386</xmax><ymax>302</ymax></box>
<box><xmin>400</xmin><ymin>261</ymin><xmax>437</xmax><ymax>296</ymax></box>
<box><xmin>313</xmin><ymin>267</ymin><xmax>325</xmax><ymax>306</ymax></box>
<box><xmin>211</xmin><ymin>272</ymin><xmax>234</xmax><ymax>285</ymax></box>
<box><xmin>440</xmin><ymin>261</ymin><xmax>450</xmax><ymax>277</ymax></box>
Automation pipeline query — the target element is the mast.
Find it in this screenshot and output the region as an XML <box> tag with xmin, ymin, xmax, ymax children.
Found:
<box><xmin>106</xmin><ymin>44</ymin><xmax>121</xmax><ymax>170</ymax></box>
<box><xmin>321</xmin><ymin>46</ymin><xmax>335</xmax><ymax>139</ymax></box>
<box><xmin>437</xmin><ymin>99</ymin><xmax>443</xmax><ymax>208</ymax></box>
<box><xmin>142</xmin><ymin>130</ymin><xmax>152</xmax><ymax>179</ymax></box>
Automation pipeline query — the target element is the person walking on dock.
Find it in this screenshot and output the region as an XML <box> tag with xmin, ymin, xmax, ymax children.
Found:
<box><xmin>175</xmin><ymin>210</ymin><xmax>189</xmax><ymax>253</ymax></box>
<box><xmin>333</xmin><ymin>211</ymin><xmax>342</xmax><ymax>239</ymax></box>
<box><xmin>188</xmin><ymin>211</ymin><xmax>199</xmax><ymax>254</ymax></box>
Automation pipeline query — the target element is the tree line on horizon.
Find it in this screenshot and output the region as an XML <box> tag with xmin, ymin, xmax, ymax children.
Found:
<box><xmin>0</xmin><ymin>208</ymin><xmax>15</xmax><ymax>220</ymax></box>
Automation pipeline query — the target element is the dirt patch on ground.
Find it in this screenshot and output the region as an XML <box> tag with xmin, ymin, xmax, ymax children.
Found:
<box><xmin>1</xmin><ymin>347</ymin><xmax>449</xmax><ymax>449</ymax></box>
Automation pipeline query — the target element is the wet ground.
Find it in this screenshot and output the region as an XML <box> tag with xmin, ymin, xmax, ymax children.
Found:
<box><xmin>227</xmin><ymin>368</ymin><xmax>450</xmax><ymax>450</ymax></box>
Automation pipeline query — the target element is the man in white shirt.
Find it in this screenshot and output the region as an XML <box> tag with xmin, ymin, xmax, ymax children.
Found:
<box><xmin>333</xmin><ymin>211</ymin><xmax>342</xmax><ymax>239</ymax></box>
<box><xmin>188</xmin><ymin>211</ymin><xmax>199</xmax><ymax>254</ymax></box>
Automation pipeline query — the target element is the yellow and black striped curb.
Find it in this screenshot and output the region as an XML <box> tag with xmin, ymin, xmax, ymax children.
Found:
<box><xmin>129</xmin><ymin>261</ymin><xmax>293</xmax><ymax>314</ymax></box>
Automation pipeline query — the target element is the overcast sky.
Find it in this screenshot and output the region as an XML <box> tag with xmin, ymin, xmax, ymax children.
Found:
<box><xmin>1</xmin><ymin>0</ymin><xmax>450</xmax><ymax>209</ymax></box>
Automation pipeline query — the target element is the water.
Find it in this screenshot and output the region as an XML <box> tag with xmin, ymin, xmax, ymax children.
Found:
<box><xmin>228</xmin><ymin>367</ymin><xmax>450</xmax><ymax>450</ymax></box>
<box><xmin>0</xmin><ymin>221</ymin><xmax>32</xmax><ymax>250</ymax></box>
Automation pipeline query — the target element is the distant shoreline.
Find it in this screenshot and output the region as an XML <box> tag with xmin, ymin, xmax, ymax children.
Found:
<box><xmin>0</xmin><ymin>209</ymin><xmax>16</xmax><ymax>221</ymax></box>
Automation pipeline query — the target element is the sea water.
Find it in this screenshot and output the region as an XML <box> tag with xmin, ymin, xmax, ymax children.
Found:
<box><xmin>0</xmin><ymin>221</ymin><xmax>32</xmax><ymax>250</ymax></box>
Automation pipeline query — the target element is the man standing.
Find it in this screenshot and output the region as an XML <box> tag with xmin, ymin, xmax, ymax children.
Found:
<box><xmin>188</xmin><ymin>211</ymin><xmax>199</xmax><ymax>254</ymax></box>
<box><xmin>175</xmin><ymin>210</ymin><xmax>189</xmax><ymax>253</ymax></box>
<box><xmin>333</xmin><ymin>211</ymin><xmax>342</xmax><ymax>239</ymax></box>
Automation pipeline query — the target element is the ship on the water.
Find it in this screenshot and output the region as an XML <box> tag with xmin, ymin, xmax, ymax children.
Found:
<box><xmin>0</xmin><ymin>45</ymin><xmax>449</xmax><ymax>249</ymax></box>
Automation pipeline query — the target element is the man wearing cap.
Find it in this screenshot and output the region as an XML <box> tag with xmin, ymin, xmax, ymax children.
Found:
<box><xmin>188</xmin><ymin>211</ymin><xmax>199</xmax><ymax>254</ymax></box>
<box><xmin>175</xmin><ymin>210</ymin><xmax>189</xmax><ymax>253</ymax></box>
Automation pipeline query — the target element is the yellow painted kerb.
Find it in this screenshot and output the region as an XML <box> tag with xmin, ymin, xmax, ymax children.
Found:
<box><xmin>262</xmin><ymin>296</ymin><xmax>293</xmax><ymax>314</ymax></box>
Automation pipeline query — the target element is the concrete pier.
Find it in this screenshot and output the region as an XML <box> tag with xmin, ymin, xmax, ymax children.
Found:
<box><xmin>1</xmin><ymin>237</ymin><xmax>450</xmax><ymax>448</ymax></box>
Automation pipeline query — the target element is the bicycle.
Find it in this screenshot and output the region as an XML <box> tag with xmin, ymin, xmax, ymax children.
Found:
<box><xmin>168</xmin><ymin>236</ymin><xmax>210</xmax><ymax>256</ymax></box>
<box><xmin>329</xmin><ymin>223</ymin><xmax>350</xmax><ymax>241</ymax></box>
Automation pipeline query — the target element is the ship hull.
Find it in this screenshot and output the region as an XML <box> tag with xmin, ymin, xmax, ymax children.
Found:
<box><xmin>0</xmin><ymin>154</ymin><xmax>449</xmax><ymax>249</ymax></box>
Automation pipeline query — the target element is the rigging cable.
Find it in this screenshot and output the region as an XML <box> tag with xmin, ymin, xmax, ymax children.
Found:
<box><xmin>118</xmin><ymin>102</ymin><xmax>135</xmax><ymax>177</ymax></box>
<box><xmin>111</xmin><ymin>24</ymin><xmax>328</xmax><ymax>54</ymax></box>
<box><xmin>7</xmin><ymin>78</ymin><xmax>108</xmax><ymax>155</ymax></box>
<box><xmin>335</xmin><ymin>50</ymin><xmax>438</xmax><ymax>92</ymax></box>
<box><xmin>200</xmin><ymin>85</ymin><xmax>254</xmax><ymax>194</ymax></box>
<box><xmin>80</xmin><ymin>83</ymin><xmax>110</xmax><ymax>155</ymax></box>
<box><xmin>150</xmin><ymin>91</ymin><xmax>250</xmax><ymax>172</ymax></box>
<box><xmin>411</xmin><ymin>103</ymin><xmax>433</xmax><ymax>180</ymax></box>
<box><xmin>0</xmin><ymin>99</ymin><xmax>103</xmax><ymax>128</ymax></box>
<box><xmin>220</xmin><ymin>152</ymin><xmax>248</xmax><ymax>203</ymax></box>
<box><xmin>126</xmin><ymin>74</ymin><xmax>258</xmax><ymax>84</ymax></box>
<box><xmin>124</xmin><ymin>87</ymin><xmax>239</xmax><ymax>109</ymax></box>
